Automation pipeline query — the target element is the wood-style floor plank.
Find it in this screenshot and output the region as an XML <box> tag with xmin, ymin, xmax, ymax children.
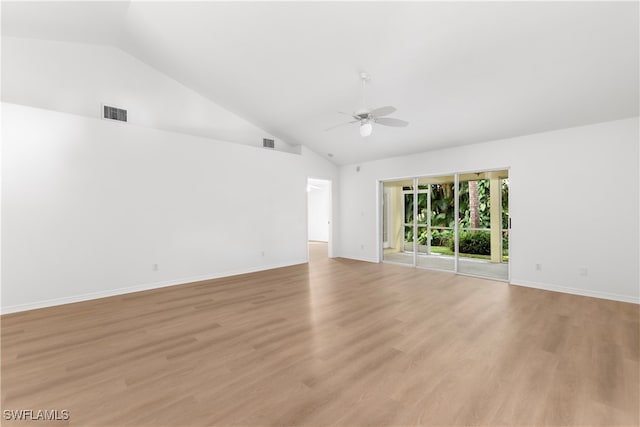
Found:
<box><xmin>2</xmin><ymin>243</ymin><xmax>638</xmax><ymax>426</ymax></box>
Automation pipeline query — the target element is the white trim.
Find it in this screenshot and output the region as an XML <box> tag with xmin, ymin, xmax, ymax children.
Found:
<box><xmin>507</xmin><ymin>171</ymin><xmax>511</xmax><ymax>282</ymax></box>
<box><xmin>454</xmin><ymin>173</ymin><xmax>459</xmax><ymax>273</ymax></box>
<box><xmin>327</xmin><ymin>180</ymin><xmax>333</xmax><ymax>258</ymax></box>
<box><xmin>379</xmin><ymin>166</ymin><xmax>510</xmax><ymax>189</ymax></box>
<box><xmin>0</xmin><ymin>261</ymin><xmax>307</xmax><ymax>315</ymax></box>
<box><xmin>381</xmin><ymin>185</ymin><xmax>392</xmax><ymax>252</ymax></box>
<box><xmin>510</xmin><ymin>280</ymin><xmax>639</xmax><ymax>304</ymax></box>
<box><xmin>376</xmin><ymin>180</ymin><xmax>380</xmax><ymax>263</ymax></box>
<box><xmin>413</xmin><ymin>178</ymin><xmax>418</xmax><ymax>267</ymax></box>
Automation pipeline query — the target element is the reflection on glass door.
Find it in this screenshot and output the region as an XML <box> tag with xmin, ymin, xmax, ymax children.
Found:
<box><xmin>382</xmin><ymin>179</ymin><xmax>414</xmax><ymax>265</ymax></box>
<box><xmin>457</xmin><ymin>171</ymin><xmax>509</xmax><ymax>280</ymax></box>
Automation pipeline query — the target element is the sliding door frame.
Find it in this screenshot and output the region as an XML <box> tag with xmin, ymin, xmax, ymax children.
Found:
<box><xmin>378</xmin><ymin>167</ymin><xmax>511</xmax><ymax>282</ymax></box>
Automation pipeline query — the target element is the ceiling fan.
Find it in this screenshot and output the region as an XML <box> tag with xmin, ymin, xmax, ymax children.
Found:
<box><xmin>326</xmin><ymin>72</ymin><xmax>409</xmax><ymax>137</ymax></box>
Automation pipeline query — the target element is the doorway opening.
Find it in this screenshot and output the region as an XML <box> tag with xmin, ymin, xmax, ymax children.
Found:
<box><xmin>307</xmin><ymin>178</ymin><xmax>332</xmax><ymax>260</ymax></box>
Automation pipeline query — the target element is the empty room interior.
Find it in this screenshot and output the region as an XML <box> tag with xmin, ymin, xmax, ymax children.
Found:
<box><xmin>1</xmin><ymin>1</ymin><xmax>639</xmax><ymax>426</ymax></box>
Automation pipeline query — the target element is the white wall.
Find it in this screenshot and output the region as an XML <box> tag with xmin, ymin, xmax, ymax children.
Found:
<box><xmin>1</xmin><ymin>36</ymin><xmax>298</xmax><ymax>153</ymax></box>
<box><xmin>307</xmin><ymin>180</ymin><xmax>330</xmax><ymax>242</ymax></box>
<box><xmin>1</xmin><ymin>35</ymin><xmax>341</xmax><ymax>313</ymax></box>
<box><xmin>1</xmin><ymin>103</ymin><xmax>337</xmax><ymax>313</ymax></box>
<box><xmin>339</xmin><ymin>118</ymin><xmax>639</xmax><ymax>303</ymax></box>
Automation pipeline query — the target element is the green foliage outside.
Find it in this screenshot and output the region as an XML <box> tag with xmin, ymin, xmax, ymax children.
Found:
<box><xmin>403</xmin><ymin>179</ymin><xmax>509</xmax><ymax>256</ymax></box>
<box><xmin>454</xmin><ymin>231</ymin><xmax>491</xmax><ymax>255</ymax></box>
<box><xmin>426</xmin><ymin>229</ymin><xmax>452</xmax><ymax>247</ymax></box>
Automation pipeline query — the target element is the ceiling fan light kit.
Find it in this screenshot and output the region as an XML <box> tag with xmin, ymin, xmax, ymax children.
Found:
<box><xmin>359</xmin><ymin>121</ymin><xmax>373</xmax><ymax>137</ymax></box>
<box><xmin>326</xmin><ymin>72</ymin><xmax>409</xmax><ymax>138</ymax></box>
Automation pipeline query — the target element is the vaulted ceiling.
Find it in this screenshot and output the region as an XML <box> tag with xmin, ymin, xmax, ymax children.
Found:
<box><xmin>3</xmin><ymin>1</ymin><xmax>638</xmax><ymax>165</ymax></box>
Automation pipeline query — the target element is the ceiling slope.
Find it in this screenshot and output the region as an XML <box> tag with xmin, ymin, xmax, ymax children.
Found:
<box><xmin>3</xmin><ymin>1</ymin><xmax>638</xmax><ymax>165</ymax></box>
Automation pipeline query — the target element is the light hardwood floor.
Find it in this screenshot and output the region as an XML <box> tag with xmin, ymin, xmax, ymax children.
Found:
<box><xmin>2</xmin><ymin>243</ymin><xmax>638</xmax><ymax>426</ymax></box>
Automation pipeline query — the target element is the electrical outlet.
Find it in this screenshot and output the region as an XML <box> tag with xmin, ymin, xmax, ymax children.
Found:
<box><xmin>261</xmin><ymin>251</ymin><xmax>265</xmax><ymax>257</ymax></box>
<box><xmin>153</xmin><ymin>263</ymin><xmax>159</xmax><ymax>271</ymax></box>
<box><xmin>360</xmin><ymin>244</ymin><xmax>365</xmax><ymax>250</ymax></box>
<box><xmin>579</xmin><ymin>267</ymin><xmax>588</xmax><ymax>276</ymax></box>
<box><xmin>535</xmin><ymin>263</ymin><xmax>542</xmax><ymax>271</ymax></box>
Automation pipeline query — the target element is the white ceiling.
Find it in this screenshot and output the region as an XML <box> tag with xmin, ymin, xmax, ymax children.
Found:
<box><xmin>1</xmin><ymin>1</ymin><xmax>130</xmax><ymax>45</ymax></box>
<box><xmin>3</xmin><ymin>1</ymin><xmax>638</xmax><ymax>165</ymax></box>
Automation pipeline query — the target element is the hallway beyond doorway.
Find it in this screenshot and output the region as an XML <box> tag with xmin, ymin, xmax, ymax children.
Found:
<box><xmin>308</xmin><ymin>241</ymin><xmax>328</xmax><ymax>262</ymax></box>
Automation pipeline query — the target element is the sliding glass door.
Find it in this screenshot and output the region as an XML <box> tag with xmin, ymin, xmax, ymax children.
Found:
<box><xmin>415</xmin><ymin>175</ymin><xmax>455</xmax><ymax>272</ymax></box>
<box><xmin>382</xmin><ymin>179</ymin><xmax>414</xmax><ymax>265</ymax></box>
<box><xmin>381</xmin><ymin>169</ymin><xmax>509</xmax><ymax>280</ymax></box>
<box><xmin>457</xmin><ymin>172</ymin><xmax>509</xmax><ymax>280</ymax></box>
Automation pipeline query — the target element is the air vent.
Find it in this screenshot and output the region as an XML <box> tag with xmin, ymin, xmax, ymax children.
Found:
<box><xmin>103</xmin><ymin>105</ymin><xmax>127</xmax><ymax>122</ymax></box>
<box><xmin>263</xmin><ymin>138</ymin><xmax>275</xmax><ymax>149</ymax></box>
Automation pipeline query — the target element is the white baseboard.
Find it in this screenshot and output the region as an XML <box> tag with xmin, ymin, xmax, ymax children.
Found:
<box><xmin>510</xmin><ymin>280</ymin><xmax>639</xmax><ymax>304</ymax></box>
<box><xmin>5</xmin><ymin>263</ymin><xmax>635</xmax><ymax>315</ymax></box>
<box><xmin>1</xmin><ymin>260</ymin><xmax>307</xmax><ymax>315</ymax></box>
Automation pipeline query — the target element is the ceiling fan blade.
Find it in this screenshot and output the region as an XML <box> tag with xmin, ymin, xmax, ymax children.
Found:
<box><xmin>339</xmin><ymin>111</ymin><xmax>361</xmax><ymax>120</ymax></box>
<box><xmin>369</xmin><ymin>106</ymin><xmax>396</xmax><ymax>117</ymax></box>
<box><xmin>325</xmin><ymin>120</ymin><xmax>358</xmax><ymax>131</ymax></box>
<box><xmin>375</xmin><ymin>117</ymin><xmax>409</xmax><ymax>127</ymax></box>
